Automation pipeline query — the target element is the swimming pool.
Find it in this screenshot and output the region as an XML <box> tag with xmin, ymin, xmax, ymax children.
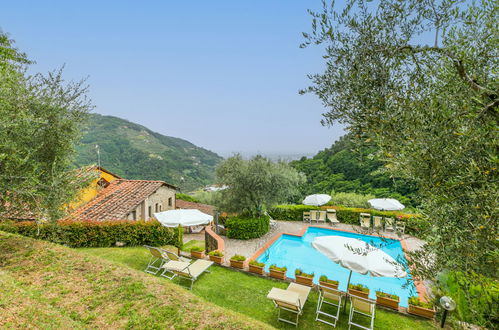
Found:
<box><xmin>256</xmin><ymin>227</ymin><xmax>416</xmax><ymax>307</ymax></box>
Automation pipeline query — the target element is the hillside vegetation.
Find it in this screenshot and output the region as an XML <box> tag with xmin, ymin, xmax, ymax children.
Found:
<box><xmin>75</xmin><ymin>114</ymin><xmax>223</xmax><ymax>191</ymax></box>
<box><xmin>290</xmin><ymin>134</ymin><xmax>418</xmax><ymax>207</ymax></box>
<box><xmin>0</xmin><ymin>231</ymin><xmax>271</xmax><ymax>329</ymax></box>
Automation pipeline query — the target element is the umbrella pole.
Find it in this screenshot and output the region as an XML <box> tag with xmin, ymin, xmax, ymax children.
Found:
<box><xmin>178</xmin><ymin>224</ymin><xmax>182</xmax><ymax>256</ymax></box>
<box><xmin>344</xmin><ymin>270</ymin><xmax>352</xmax><ymax>312</ymax></box>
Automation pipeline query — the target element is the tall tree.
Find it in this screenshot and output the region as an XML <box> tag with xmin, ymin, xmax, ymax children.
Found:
<box><xmin>215</xmin><ymin>155</ymin><xmax>305</xmax><ymax>217</ymax></box>
<box><xmin>0</xmin><ymin>32</ymin><xmax>92</xmax><ymax>221</ymax></box>
<box><xmin>301</xmin><ymin>0</ymin><xmax>497</xmax><ymax>306</ymax></box>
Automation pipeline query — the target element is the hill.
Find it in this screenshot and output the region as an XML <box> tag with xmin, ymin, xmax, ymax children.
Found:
<box><xmin>75</xmin><ymin>114</ymin><xmax>223</xmax><ymax>191</ymax></box>
<box><xmin>0</xmin><ymin>231</ymin><xmax>272</xmax><ymax>329</ymax></box>
<box><xmin>290</xmin><ymin>134</ymin><xmax>418</xmax><ymax>207</ymax></box>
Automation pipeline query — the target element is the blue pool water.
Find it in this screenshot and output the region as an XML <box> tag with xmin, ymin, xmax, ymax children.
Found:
<box><xmin>256</xmin><ymin>227</ymin><xmax>416</xmax><ymax>307</ymax></box>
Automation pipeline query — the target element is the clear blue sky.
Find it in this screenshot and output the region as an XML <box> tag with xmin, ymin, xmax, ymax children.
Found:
<box><xmin>1</xmin><ymin>0</ymin><xmax>345</xmax><ymax>157</ymax></box>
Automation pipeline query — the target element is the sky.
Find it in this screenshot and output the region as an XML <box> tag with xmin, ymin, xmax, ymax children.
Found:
<box><xmin>1</xmin><ymin>0</ymin><xmax>345</xmax><ymax>158</ymax></box>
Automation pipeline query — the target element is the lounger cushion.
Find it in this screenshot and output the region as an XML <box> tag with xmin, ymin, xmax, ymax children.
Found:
<box><xmin>163</xmin><ymin>260</ymin><xmax>190</xmax><ymax>271</ymax></box>
<box><xmin>287</xmin><ymin>283</ymin><xmax>311</xmax><ymax>307</ymax></box>
<box><xmin>267</xmin><ymin>288</ymin><xmax>300</xmax><ymax>309</ymax></box>
<box><xmin>186</xmin><ymin>259</ymin><xmax>213</xmax><ymax>278</ymax></box>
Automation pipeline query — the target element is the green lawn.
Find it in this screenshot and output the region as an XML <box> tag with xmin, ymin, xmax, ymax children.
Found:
<box><xmin>80</xmin><ymin>246</ymin><xmax>437</xmax><ymax>330</ymax></box>
<box><xmin>181</xmin><ymin>239</ymin><xmax>205</xmax><ymax>252</ymax></box>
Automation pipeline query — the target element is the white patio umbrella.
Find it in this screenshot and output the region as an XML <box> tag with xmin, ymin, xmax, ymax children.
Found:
<box><xmin>155</xmin><ymin>209</ymin><xmax>213</xmax><ymax>254</ymax></box>
<box><xmin>303</xmin><ymin>194</ymin><xmax>332</xmax><ymax>206</ymax></box>
<box><xmin>312</xmin><ymin>235</ymin><xmax>407</xmax><ymax>309</ymax></box>
<box><xmin>368</xmin><ymin>198</ymin><xmax>405</xmax><ymax>211</ymax></box>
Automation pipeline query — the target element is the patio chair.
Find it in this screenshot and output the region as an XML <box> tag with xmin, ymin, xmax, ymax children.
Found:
<box><xmin>161</xmin><ymin>259</ymin><xmax>213</xmax><ymax>289</ymax></box>
<box><xmin>396</xmin><ymin>219</ymin><xmax>406</xmax><ymax>233</ymax></box>
<box><xmin>327</xmin><ymin>209</ymin><xmax>340</xmax><ymax>226</ymax></box>
<box><xmin>317</xmin><ymin>211</ymin><xmax>327</xmax><ymax>224</ymax></box>
<box><xmin>303</xmin><ymin>211</ymin><xmax>311</xmax><ymax>223</ymax></box>
<box><xmin>384</xmin><ymin>217</ymin><xmax>395</xmax><ymax>231</ymax></box>
<box><xmin>373</xmin><ymin>216</ymin><xmax>383</xmax><ymax>231</ymax></box>
<box><xmin>310</xmin><ymin>210</ymin><xmax>319</xmax><ymax>222</ymax></box>
<box><xmin>165</xmin><ymin>250</ymin><xmax>191</xmax><ymax>263</ymax></box>
<box><xmin>316</xmin><ymin>285</ymin><xmax>343</xmax><ymax>327</ymax></box>
<box><xmin>267</xmin><ymin>283</ymin><xmax>312</xmax><ymax>326</ymax></box>
<box><xmin>348</xmin><ymin>295</ymin><xmax>376</xmax><ymax>330</ymax></box>
<box><xmin>144</xmin><ymin>245</ymin><xmax>170</xmax><ymax>275</ymax></box>
<box><xmin>359</xmin><ymin>213</ymin><xmax>371</xmax><ymax>230</ymax></box>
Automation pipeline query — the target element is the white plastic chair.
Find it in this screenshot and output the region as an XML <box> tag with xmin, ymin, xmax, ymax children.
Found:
<box><xmin>348</xmin><ymin>295</ymin><xmax>376</xmax><ymax>330</ymax></box>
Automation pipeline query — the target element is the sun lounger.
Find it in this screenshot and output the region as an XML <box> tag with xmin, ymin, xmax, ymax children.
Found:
<box><xmin>316</xmin><ymin>285</ymin><xmax>343</xmax><ymax>327</ymax></box>
<box><xmin>360</xmin><ymin>213</ymin><xmax>371</xmax><ymax>230</ymax></box>
<box><xmin>144</xmin><ymin>245</ymin><xmax>170</xmax><ymax>275</ymax></box>
<box><xmin>384</xmin><ymin>217</ymin><xmax>395</xmax><ymax>231</ymax></box>
<box><xmin>373</xmin><ymin>216</ymin><xmax>383</xmax><ymax>231</ymax></box>
<box><xmin>162</xmin><ymin>259</ymin><xmax>213</xmax><ymax>289</ymax></box>
<box><xmin>310</xmin><ymin>210</ymin><xmax>319</xmax><ymax>222</ymax></box>
<box><xmin>165</xmin><ymin>250</ymin><xmax>191</xmax><ymax>263</ymax></box>
<box><xmin>396</xmin><ymin>219</ymin><xmax>406</xmax><ymax>233</ymax></box>
<box><xmin>348</xmin><ymin>295</ymin><xmax>376</xmax><ymax>330</ymax></box>
<box><xmin>303</xmin><ymin>211</ymin><xmax>311</xmax><ymax>223</ymax></box>
<box><xmin>326</xmin><ymin>209</ymin><xmax>340</xmax><ymax>226</ymax></box>
<box><xmin>317</xmin><ymin>211</ymin><xmax>327</xmax><ymax>224</ymax></box>
<box><xmin>267</xmin><ymin>283</ymin><xmax>311</xmax><ymax>326</ymax></box>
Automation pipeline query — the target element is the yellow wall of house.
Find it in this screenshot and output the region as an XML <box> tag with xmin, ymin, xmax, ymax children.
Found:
<box><xmin>69</xmin><ymin>169</ymin><xmax>120</xmax><ymax>210</ymax></box>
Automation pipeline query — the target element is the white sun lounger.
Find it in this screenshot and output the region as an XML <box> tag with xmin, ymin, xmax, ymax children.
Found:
<box><xmin>267</xmin><ymin>283</ymin><xmax>311</xmax><ymax>326</ymax></box>
<box><xmin>144</xmin><ymin>245</ymin><xmax>170</xmax><ymax>275</ymax></box>
<box><xmin>161</xmin><ymin>259</ymin><xmax>213</xmax><ymax>290</ymax></box>
<box><xmin>348</xmin><ymin>295</ymin><xmax>376</xmax><ymax>330</ymax></box>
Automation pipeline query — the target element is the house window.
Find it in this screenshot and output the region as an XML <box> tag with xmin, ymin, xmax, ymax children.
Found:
<box><xmin>130</xmin><ymin>211</ymin><xmax>136</xmax><ymax>220</ymax></box>
<box><xmin>155</xmin><ymin>203</ymin><xmax>158</xmax><ymax>212</ymax></box>
<box><xmin>159</xmin><ymin>204</ymin><xmax>162</xmax><ymax>211</ymax></box>
<box><xmin>168</xmin><ymin>197</ymin><xmax>172</xmax><ymax>207</ymax></box>
<box><xmin>148</xmin><ymin>206</ymin><xmax>152</xmax><ymax>218</ymax></box>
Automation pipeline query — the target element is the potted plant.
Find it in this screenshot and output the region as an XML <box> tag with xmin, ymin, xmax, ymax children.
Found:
<box><xmin>408</xmin><ymin>296</ymin><xmax>436</xmax><ymax>319</ymax></box>
<box><xmin>190</xmin><ymin>246</ymin><xmax>204</xmax><ymax>259</ymax></box>
<box><xmin>348</xmin><ymin>283</ymin><xmax>370</xmax><ymax>299</ymax></box>
<box><xmin>230</xmin><ymin>254</ymin><xmax>246</xmax><ymax>269</ymax></box>
<box><xmin>269</xmin><ymin>264</ymin><xmax>287</xmax><ymax>280</ymax></box>
<box><xmin>249</xmin><ymin>260</ymin><xmax>265</xmax><ymax>275</ymax></box>
<box><xmin>295</xmin><ymin>269</ymin><xmax>314</xmax><ymax>287</ymax></box>
<box><xmin>208</xmin><ymin>250</ymin><xmax>224</xmax><ymax>265</ymax></box>
<box><xmin>375</xmin><ymin>291</ymin><xmax>400</xmax><ymax>310</ymax></box>
<box><xmin>319</xmin><ymin>275</ymin><xmax>339</xmax><ymax>290</ymax></box>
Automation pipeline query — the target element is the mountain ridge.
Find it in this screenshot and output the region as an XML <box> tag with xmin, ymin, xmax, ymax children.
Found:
<box><xmin>75</xmin><ymin>113</ymin><xmax>223</xmax><ymax>191</ymax></box>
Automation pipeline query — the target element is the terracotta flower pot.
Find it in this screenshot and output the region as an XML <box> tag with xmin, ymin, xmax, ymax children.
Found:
<box><xmin>249</xmin><ymin>264</ymin><xmax>265</xmax><ymax>275</ymax></box>
<box><xmin>269</xmin><ymin>269</ymin><xmax>286</xmax><ymax>280</ymax></box>
<box><xmin>190</xmin><ymin>251</ymin><xmax>204</xmax><ymax>259</ymax></box>
<box><xmin>209</xmin><ymin>255</ymin><xmax>224</xmax><ymax>265</ymax></box>
<box><xmin>408</xmin><ymin>304</ymin><xmax>436</xmax><ymax>319</ymax></box>
<box><xmin>230</xmin><ymin>259</ymin><xmax>245</xmax><ymax>269</ymax></box>
<box><xmin>319</xmin><ymin>281</ymin><xmax>339</xmax><ymax>290</ymax></box>
<box><xmin>295</xmin><ymin>275</ymin><xmax>314</xmax><ymax>287</ymax></box>
<box><xmin>376</xmin><ymin>295</ymin><xmax>400</xmax><ymax>310</ymax></box>
<box><xmin>348</xmin><ymin>288</ymin><xmax>370</xmax><ymax>299</ymax></box>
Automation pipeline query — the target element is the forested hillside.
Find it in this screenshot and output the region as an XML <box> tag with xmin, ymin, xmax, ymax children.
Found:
<box><xmin>290</xmin><ymin>134</ymin><xmax>418</xmax><ymax>207</ymax></box>
<box><xmin>75</xmin><ymin>114</ymin><xmax>222</xmax><ymax>191</ymax></box>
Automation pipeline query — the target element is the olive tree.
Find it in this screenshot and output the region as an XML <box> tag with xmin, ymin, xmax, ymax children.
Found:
<box><xmin>0</xmin><ymin>32</ymin><xmax>92</xmax><ymax>221</ymax></box>
<box><xmin>301</xmin><ymin>0</ymin><xmax>497</xmax><ymax>307</ymax></box>
<box><xmin>215</xmin><ymin>155</ymin><xmax>305</xmax><ymax>217</ymax></box>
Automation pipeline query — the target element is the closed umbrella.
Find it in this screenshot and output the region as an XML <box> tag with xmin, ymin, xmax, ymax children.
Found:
<box><xmin>303</xmin><ymin>194</ymin><xmax>331</xmax><ymax>206</ymax></box>
<box><xmin>368</xmin><ymin>198</ymin><xmax>405</xmax><ymax>211</ymax></box>
<box><xmin>155</xmin><ymin>209</ymin><xmax>213</xmax><ymax>254</ymax></box>
<box><xmin>312</xmin><ymin>235</ymin><xmax>407</xmax><ymax>309</ymax></box>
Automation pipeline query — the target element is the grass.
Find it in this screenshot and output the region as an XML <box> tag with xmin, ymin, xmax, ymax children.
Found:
<box><xmin>80</xmin><ymin>246</ymin><xmax>437</xmax><ymax>329</ymax></box>
<box><xmin>181</xmin><ymin>239</ymin><xmax>205</xmax><ymax>252</ymax></box>
<box><xmin>0</xmin><ymin>231</ymin><xmax>271</xmax><ymax>329</ymax></box>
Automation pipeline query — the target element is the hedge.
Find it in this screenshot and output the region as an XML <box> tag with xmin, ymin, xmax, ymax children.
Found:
<box><xmin>0</xmin><ymin>219</ymin><xmax>181</xmax><ymax>248</ymax></box>
<box><xmin>225</xmin><ymin>215</ymin><xmax>270</xmax><ymax>240</ymax></box>
<box><xmin>268</xmin><ymin>204</ymin><xmax>429</xmax><ymax>238</ymax></box>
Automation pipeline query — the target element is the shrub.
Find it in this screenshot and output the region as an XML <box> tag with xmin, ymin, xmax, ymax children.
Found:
<box><xmin>225</xmin><ymin>215</ymin><xmax>270</xmax><ymax>240</ymax></box>
<box><xmin>208</xmin><ymin>250</ymin><xmax>224</xmax><ymax>257</ymax></box>
<box><xmin>295</xmin><ymin>269</ymin><xmax>314</xmax><ymax>278</ymax></box>
<box><xmin>268</xmin><ymin>205</ymin><xmax>320</xmax><ymax>221</ymax></box>
<box><xmin>249</xmin><ymin>260</ymin><xmax>265</xmax><ymax>267</ymax></box>
<box><xmin>408</xmin><ymin>296</ymin><xmax>434</xmax><ymax>309</ymax></box>
<box><xmin>176</xmin><ymin>193</ymin><xmax>201</xmax><ymax>203</ymax></box>
<box><xmin>329</xmin><ymin>192</ymin><xmax>375</xmax><ymax>208</ymax></box>
<box><xmin>190</xmin><ymin>246</ymin><xmax>203</xmax><ymax>252</ymax></box>
<box><xmin>230</xmin><ymin>254</ymin><xmax>246</xmax><ymax>261</ymax></box>
<box><xmin>269</xmin><ymin>264</ymin><xmax>287</xmax><ymax>272</ymax></box>
<box><xmin>376</xmin><ymin>291</ymin><xmax>399</xmax><ymax>300</ymax></box>
<box><xmin>349</xmin><ymin>283</ymin><xmax>369</xmax><ymax>293</ymax></box>
<box><xmin>0</xmin><ymin>220</ymin><xmax>180</xmax><ymax>248</ymax></box>
<box><xmin>319</xmin><ymin>275</ymin><xmax>339</xmax><ymax>285</ymax></box>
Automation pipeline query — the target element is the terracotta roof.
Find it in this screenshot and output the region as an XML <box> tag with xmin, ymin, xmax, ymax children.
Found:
<box><xmin>176</xmin><ymin>200</ymin><xmax>214</xmax><ymax>216</ymax></box>
<box><xmin>76</xmin><ymin>165</ymin><xmax>122</xmax><ymax>180</ymax></box>
<box><xmin>69</xmin><ymin>179</ymin><xmax>169</xmax><ymax>221</ymax></box>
